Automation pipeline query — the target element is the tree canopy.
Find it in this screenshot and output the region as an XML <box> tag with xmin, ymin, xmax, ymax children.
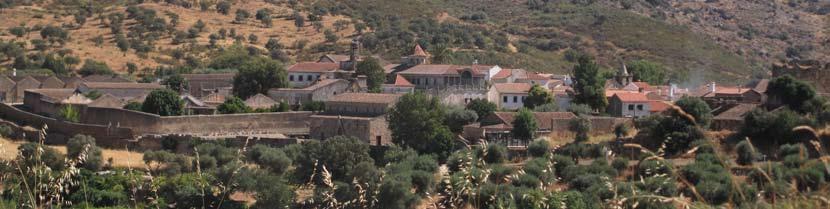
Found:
<box><xmin>142</xmin><ymin>89</ymin><xmax>184</xmax><ymax>116</ymax></box>
<box><xmin>767</xmin><ymin>75</ymin><xmax>816</xmax><ymax>112</ymax></box>
<box><xmin>466</xmin><ymin>98</ymin><xmax>497</xmax><ymax>119</ymax></box>
<box><xmin>162</xmin><ymin>74</ymin><xmax>188</xmax><ymax>93</ymax></box>
<box><xmin>232</xmin><ymin>57</ymin><xmax>288</xmax><ymax>99</ymax></box>
<box><xmin>524</xmin><ymin>84</ymin><xmax>555</xmax><ymax>109</ymax></box>
<box><xmin>572</xmin><ymin>55</ymin><xmax>607</xmax><ymax>111</ymax></box>
<box><xmin>355</xmin><ymin>57</ymin><xmax>386</xmax><ymax>93</ymax></box>
<box><xmin>674</xmin><ymin>96</ymin><xmax>713</xmax><ymax>129</ymax></box>
<box><xmin>388</xmin><ymin>92</ymin><xmax>454</xmax><ymax>159</ymax></box>
<box><xmin>627</xmin><ymin>60</ymin><xmax>667</xmax><ymax>85</ymax></box>
<box><xmin>512</xmin><ymin>108</ymin><xmax>538</xmax><ymax>141</ymax></box>
<box><xmin>217</xmin><ymin>96</ymin><xmax>252</xmax><ymax>114</ymax></box>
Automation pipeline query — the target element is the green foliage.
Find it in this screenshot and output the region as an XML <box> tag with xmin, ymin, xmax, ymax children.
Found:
<box><xmin>674</xmin><ymin>96</ymin><xmax>713</xmax><ymax>128</ymax></box>
<box><xmin>569</xmin><ymin>116</ymin><xmax>591</xmax><ymax>142</ymax></box>
<box><xmin>216</xmin><ymin>1</ymin><xmax>231</xmax><ymax>15</ymax></box>
<box><xmin>512</xmin><ymin>108</ymin><xmax>537</xmax><ymax>140</ymax></box>
<box><xmin>741</xmin><ymin>108</ymin><xmax>810</xmax><ymax>148</ymax></box>
<box><xmin>443</xmin><ymin>106</ymin><xmax>478</xmax><ymax>133</ymax></box>
<box><xmin>42</xmin><ymin>54</ymin><xmax>68</xmax><ymax>75</ymax></box>
<box><xmin>527</xmin><ymin>139</ymin><xmax>549</xmax><ymax>158</ymax></box>
<box><xmin>123</xmin><ymin>101</ymin><xmax>142</xmax><ymax>111</ymax></box>
<box><xmin>247</xmin><ymin>145</ymin><xmax>293</xmax><ymax>175</ymax></box>
<box><xmin>141</xmin><ymin>89</ymin><xmax>184</xmax><ymax>116</ymax></box>
<box><xmin>300</xmin><ymin>101</ymin><xmax>325</xmax><ymax>112</ymax></box>
<box><xmin>572</xmin><ymin>55</ymin><xmax>607</xmax><ymax>111</ymax></box>
<box><xmin>627</xmin><ymin>60</ymin><xmax>667</xmax><ymax>85</ymax></box>
<box><xmin>232</xmin><ymin>56</ymin><xmax>288</xmax><ymax>99</ymax></box>
<box><xmin>217</xmin><ymin>96</ymin><xmax>252</xmax><ymax>114</ymax></box>
<box><xmin>355</xmin><ymin>57</ymin><xmax>386</xmax><ymax>92</ymax></box>
<box><xmin>613</xmin><ymin>122</ymin><xmax>630</xmax><ymax>138</ymax></box>
<box><xmin>482</xmin><ymin>144</ymin><xmax>508</xmax><ymax>164</ymax></box>
<box><xmin>58</xmin><ymin>104</ymin><xmax>81</xmax><ymax>123</ymax></box>
<box><xmin>18</xmin><ymin>142</ymin><xmax>65</xmax><ymax>170</ymax></box>
<box><xmin>644</xmin><ymin>108</ymin><xmax>706</xmax><ymax>155</ymax></box>
<box><xmin>79</xmin><ymin>59</ymin><xmax>114</xmax><ymax>76</ymax></box>
<box><xmin>294</xmin><ymin>136</ymin><xmax>373</xmax><ymax>183</ymax></box>
<box><xmin>767</xmin><ymin>75</ymin><xmax>817</xmax><ymax>112</ymax></box>
<box><xmin>735</xmin><ymin>140</ymin><xmax>759</xmax><ymax>166</ymax></box>
<box><xmin>466</xmin><ymin>98</ymin><xmax>497</xmax><ymax>119</ymax></box>
<box><xmin>161</xmin><ymin>74</ymin><xmax>188</xmax><ymax>93</ymax></box>
<box><xmin>0</xmin><ymin>124</ymin><xmax>12</xmax><ymax>137</ymax></box>
<box><xmin>67</xmin><ymin>134</ymin><xmax>103</xmax><ymax>171</ymax></box>
<box><xmin>568</xmin><ymin>103</ymin><xmax>593</xmax><ymax>116</ymax></box>
<box><xmin>533</xmin><ymin>103</ymin><xmax>559</xmax><ymax>112</ymax></box>
<box><xmin>524</xmin><ymin>84</ymin><xmax>555</xmax><ymax>109</ymax></box>
<box><xmin>388</xmin><ymin>92</ymin><xmax>454</xmax><ymax>159</ymax></box>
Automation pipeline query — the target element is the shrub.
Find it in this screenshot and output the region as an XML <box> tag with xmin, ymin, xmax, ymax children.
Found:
<box><xmin>482</xmin><ymin>144</ymin><xmax>508</xmax><ymax>164</ymax></box>
<box><xmin>78</xmin><ymin>59</ymin><xmax>113</xmax><ymax>76</ymax></box>
<box><xmin>217</xmin><ymin>96</ymin><xmax>252</xmax><ymax>114</ymax></box>
<box><xmin>67</xmin><ymin>134</ymin><xmax>103</xmax><ymax>170</ymax></box>
<box><xmin>735</xmin><ymin>140</ymin><xmax>759</xmax><ymax>166</ymax></box>
<box><xmin>527</xmin><ymin>139</ymin><xmax>549</xmax><ymax>157</ymax></box>
<box><xmin>141</xmin><ymin>89</ymin><xmax>184</xmax><ymax>116</ymax></box>
<box><xmin>57</xmin><ymin>105</ymin><xmax>80</xmax><ymax>122</ymax></box>
<box><xmin>0</xmin><ymin>125</ymin><xmax>12</xmax><ymax>137</ymax></box>
<box><xmin>611</xmin><ymin>157</ymin><xmax>628</xmax><ymax>172</ymax></box>
<box><xmin>570</xmin><ymin>116</ymin><xmax>591</xmax><ymax>142</ymax></box>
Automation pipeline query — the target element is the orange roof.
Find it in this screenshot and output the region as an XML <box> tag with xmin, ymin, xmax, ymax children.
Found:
<box><xmin>288</xmin><ymin>62</ymin><xmax>340</xmax><ymax>73</ymax></box>
<box><xmin>633</xmin><ymin>82</ymin><xmax>653</xmax><ymax>91</ymax></box>
<box><xmin>649</xmin><ymin>101</ymin><xmax>671</xmax><ymax>113</ymax></box>
<box><xmin>328</xmin><ymin>93</ymin><xmax>402</xmax><ymax>105</ymax></box>
<box><xmin>494</xmin><ymin>83</ymin><xmax>533</xmax><ymax>94</ymax></box>
<box><xmin>613</xmin><ymin>92</ymin><xmax>649</xmax><ymax>102</ymax></box>
<box><xmin>412</xmin><ymin>44</ymin><xmax>429</xmax><ymax>57</ymax></box>
<box><xmin>393</xmin><ymin>75</ymin><xmax>414</xmax><ymax>87</ymax></box>
<box><xmin>492</xmin><ymin>69</ymin><xmax>513</xmax><ymax>79</ymax></box>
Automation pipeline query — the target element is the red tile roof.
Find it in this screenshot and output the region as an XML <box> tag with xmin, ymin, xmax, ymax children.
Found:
<box><xmin>399</xmin><ymin>64</ymin><xmax>490</xmax><ymax>76</ymax></box>
<box><xmin>393</xmin><ymin>75</ymin><xmax>414</xmax><ymax>87</ymax></box>
<box><xmin>648</xmin><ymin>101</ymin><xmax>671</xmax><ymax>113</ymax></box>
<box><xmin>613</xmin><ymin>92</ymin><xmax>649</xmax><ymax>102</ymax></box>
<box><xmin>288</xmin><ymin>62</ymin><xmax>340</xmax><ymax>73</ymax></box>
<box><xmin>494</xmin><ymin>83</ymin><xmax>533</xmax><ymax>94</ymax></box>
<box><xmin>633</xmin><ymin>82</ymin><xmax>653</xmax><ymax>91</ymax></box>
<box><xmin>492</xmin><ymin>69</ymin><xmax>513</xmax><ymax>79</ymax></box>
<box><xmin>81</xmin><ymin>82</ymin><xmax>164</xmax><ymax>89</ymax></box>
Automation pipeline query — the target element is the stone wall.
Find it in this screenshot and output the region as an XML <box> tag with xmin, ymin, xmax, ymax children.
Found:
<box><xmin>0</xmin><ymin>103</ymin><xmax>134</xmax><ymax>148</ymax></box>
<box><xmin>772</xmin><ymin>59</ymin><xmax>830</xmax><ymax>93</ymax></box>
<box><xmin>80</xmin><ymin>106</ymin><xmax>313</xmax><ymax>135</ymax></box>
<box><xmin>550</xmin><ymin>116</ymin><xmax>632</xmax><ymax>135</ymax></box>
<box><xmin>309</xmin><ymin>115</ymin><xmax>392</xmax><ymax>145</ymax></box>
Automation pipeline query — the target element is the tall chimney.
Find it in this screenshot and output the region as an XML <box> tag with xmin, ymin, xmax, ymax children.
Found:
<box><xmin>709</xmin><ymin>82</ymin><xmax>716</xmax><ymax>93</ymax></box>
<box><xmin>349</xmin><ymin>38</ymin><xmax>360</xmax><ymax>71</ymax></box>
<box><xmin>669</xmin><ymin>84</ymin><xmax>676</xmax><ymax>99</ymax></box>
<box><xmin>12</xmin><ymin>68</ymin><xmax>16</xmax><ymax>77</ymax></box>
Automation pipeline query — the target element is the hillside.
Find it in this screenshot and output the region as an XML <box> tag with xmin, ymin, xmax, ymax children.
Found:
<box><xmin>0</xmin><ymin>0</ymin><xmax>827</xmax><ymax>85</ymax></box>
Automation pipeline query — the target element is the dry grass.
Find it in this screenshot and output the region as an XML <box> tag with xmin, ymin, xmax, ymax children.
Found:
<box><xmin>0</xmin><ymin>1</ymin><xmax>357</xmax><ymax>72</ymax></box>
<box><xmin>0</xmin><ymin>137</ymin><xmax>144</xmax><ymax>168</ymax></box>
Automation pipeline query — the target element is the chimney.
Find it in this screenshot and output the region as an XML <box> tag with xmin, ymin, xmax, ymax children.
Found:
<box><xmin>669</xmin><ymin>84</ymin><xmax>676</xmax><ymax>99</ymax></box>
<box><xmin>349</xmin><ymin>38</ymin><xmax>360</xmax><ymax>71</ymax></box>
<box><xmin>709</xmin><ymin>81</ymin><xmax>716</xmax><ymax>93</ymax></box>
<box><xmin>12</xmin><ymin>68</ymin><xmax>16</xmax><ymax>77</ymax></box>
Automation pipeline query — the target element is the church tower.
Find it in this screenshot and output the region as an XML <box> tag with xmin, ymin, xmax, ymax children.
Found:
<box><xmin>401</xmin><ymin>44</ymin><xmax>430</xmax><ymax>67</ymax></box>
<box><xmin>615</xmin><ymin>62</ymin><xmax>632</xmax><ymax>86</ymax></box>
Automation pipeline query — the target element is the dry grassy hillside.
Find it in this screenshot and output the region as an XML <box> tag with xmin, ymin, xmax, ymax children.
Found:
<box><xmin>0</xmin><ymin>1</ymin><xmax>357</xmax><ymax>73</ymax></box>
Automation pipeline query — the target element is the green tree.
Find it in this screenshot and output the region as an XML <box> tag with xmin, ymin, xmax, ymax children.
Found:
<box><xmin>570</xmin><ymin>116</ymin><xmax>591</xmax><ymax>143</ymax></box>
<box><xmin>735</xmin><ymin>140</ymin><xmax>758</xmax><ymax>166</ymax></box>
<box><xmin>741</xmin><ymin>108</ymin><xmax>809</xmax><ymax>149</ymax></box>
<box><xmin>142</xmin><ymin>89</ymin><xmax>184</xmax><ymax>116</ymax></box>
<box><xmin>524</xmin><ymin>84</ymin><xmax>554</xmax><ymax>109</ymax></box>
<box><xmin>466</xmin><ymin>98</ymin><xmax>497</xmax><ymax>119</ymax></box>
<box><xmin>674</xmin><ymin>96</ymin><xmax>713</xmax><ymax>129</ymax></box>
<box><xmin>216</xmin><ymin>1</ymin><xmax>231</xmax><ymax>15</ymax></box>
<box><xmin>355</xmin><ymin>57</ymin><xmax>386</xmax><ymax>92</ymax></box>
<box><xmin>124</xmin><ymin>101</ymin><xmax>142</xmax><ymax>111</ymax></box>
<box><xmin>78</xmin><ymin>59</ymin><xmax>113</xmax><ymax>76</ymax></box>
<box><xmin>234</xmin><ymin>9</ymin><xmax>250</xmax><ymax>23</ymax></box>
<box><xmin>295</xmin><ymin>136</ymin><xmax>374</xmax><ymax>182</ymax></box>
<box><xmin>444</xmin><ymin>107</ymin><xmax>478</xmax><ymax>133</ymax></box>
<box><xmin>388</xmin><ymin>92</ymin><xmax>454</xmax><ymax>159</ymax></box>
<box><xmin>42</xmin><ymin>54</ymin><xmax>68</xmax><ymax>75</ymax></box>
<box><xmin>527</xmin><ymin>139</ymin><xmax>549</xmax><ymax>157</ymax></box>
<box><xmin>67</xmin><ymin>134</ymin><xmax>103</xmax><ymax>171</ymax></box>
<box><xmin>58</xmin><ymin>104</ymin><xmax>80</xmax><ymax>122</ymax></box>
<box><xmin>9</xmin><ymin>26</ymin><xmax>26</xmax><ymax>38</ymax></box>
<box><xmin>512</xmin><ymin>108</ymin><xmax>537</xmax><ymax>141</ymax></box>
<box><xmin>126</xmin><ymin>62</ymin><xmax>138</xmax><ymax>75</ymax></box>
<box><xmin>217</xmin><ymin>96</ymin><xmax>252</xmax><ymax>114</ymax></box>
<box><xmin>324</xmin><ymin>29</ymin><xmax>338</xmax><ymax>43</ymax></box>
<box><xmin>232</xmin><ymin>57</ymin><xmax>288</xmax><ymax>99</ymax></box>
<box><xmin>767</xmin><ymin>75</ymin><xmax>816</xmax><ymax>112</ymax></box>
<box><xmin>627</xmin><ymin>60</ymin><xmax>667</xmax><ymax>85</ymax></box>
<box><xmin>293</xmin><ymin>12</ymin><xmax>304</xmax><ymax>30</ymax></box>
<box><xmin>162</xmin><ymin>74</ymin><xmax>188</xmax><ymax>93</ymax></box>
<box><xmin>572</xmin><ymin>55</ymin><xmax>607</xmax><ymax>111</ymax></box>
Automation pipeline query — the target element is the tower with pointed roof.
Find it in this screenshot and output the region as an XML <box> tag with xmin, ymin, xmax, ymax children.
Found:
<box><xmin>615</xmin><ymin>62</ymin><xmax>632</xmax><ymax>87</ymax></box>
<box><xmin>401</xmin><ymin>44</ymin><xmax>430</xmax><ymax>67</ymax></box>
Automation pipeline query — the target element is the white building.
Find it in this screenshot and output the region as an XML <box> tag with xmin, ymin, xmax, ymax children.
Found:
<box><xmin>286</xmin><ymin>62</ymin><xmax>339</xmax><ymax>88</ymax></box>
<box><xmin>490</xmin><ymin>83</ymin><xmax>533</xmax><ymax>110</ymax></box>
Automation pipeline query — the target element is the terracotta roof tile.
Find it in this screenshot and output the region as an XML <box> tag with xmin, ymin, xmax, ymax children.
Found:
<box><xmin>399</xmin><ymin>64</ymin><xmax>490</xmax><ymax>76</ymax></box>
<box><xmin>613</xmin><ymin>92</ymin><xmax>649</xmax><ymax>102</ymax></box>
<box><xmin>714</xmin><ymin>103</ymin><xmax>758</xmax><ymax>120</ymax></box>
<box><xmin>648</xmin><ymin>101</ymin><xmax>671</xmax><ymax>113</ymax></box>
<box><xmin>492</xmin><ymin>69</ymin><xmax>513</xmax><ymax>79</ymax></box>
<box><xmin>393</xmin><ymin>75</ymin><xmax>414</xmax><ymax>87</ymax></box>
<box><xmin>244</xmin><ymin>93</ymin><xmax>277</xmax><ymax>109</ymax></box>
<box><xmin>88</xmin><ymin>94</ymin><xmax>126</xmax><ymax>108</ymax></box>
<box><xmin>288</xmin><ymin>62</ymin><xmax>340</xmax><ymax>73</ymax></box>
<box><xmin>81</xmin><ymin>82</ymin><xmax>164</xmax><ymax>89</ymax></box>
<box><xmin>182</xmin><ymin>73</ymin><xmax>235</xmax><ymax>81</ymax></box>
<box><xmin>412</xmin><ymin>44</ymin><xmax>429</xmax><ymax>57</ymax></box>
<box><xmin>493</xmin><ymin>83</ymin><xmax>533</xmax><ymax>94</ymax></box>
<box><xmin>82</xmin><ymin>75</ymin><xmax>134</xmax><ymax>83</ymax></box>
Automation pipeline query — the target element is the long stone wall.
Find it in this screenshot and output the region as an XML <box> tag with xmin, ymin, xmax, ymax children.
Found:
<box><xmin>0</xmin><ymin>103</ymin><xmax>134</xmax><ymax>147</ymax></box>
<box><xmin>80</xmin><ymin>106</ymin><xmax>313</xmax><ymax>135</ymax></box>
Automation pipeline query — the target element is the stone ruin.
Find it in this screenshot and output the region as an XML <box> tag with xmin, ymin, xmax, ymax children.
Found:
<box><xmin>772</xmin><ymin>59</ymin><xmax>830</xmax><ymax>93</ymax></box>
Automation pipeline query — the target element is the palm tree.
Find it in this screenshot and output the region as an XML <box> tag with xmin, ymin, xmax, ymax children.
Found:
<box><xmin>431</xmin><ymin>44</ymin><xmax>454</xmax><ymax>64</ymax></box>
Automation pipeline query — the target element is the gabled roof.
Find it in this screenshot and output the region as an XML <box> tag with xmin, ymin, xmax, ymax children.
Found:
<box><xmin>82</xmin><ymin>75</ymin><xmax>133</xmax><ymax>83</ymax></box>
<box><xmin>288</xmin><ymin>62</ymin><xmax>340</xmax><ymax>73</ymax></box>
<box><xmin>327</xmin><ymin>93</ymin><xmax>402</xmax><ymax>105</ymax></box>
<box><xmin>411</xmin><ymin>44</ymin><xmax>430</xmax><ymax>57</ymax></box>
<box><xmin>244</xmin><ymin>93</ymin><xmax>277</xmax><ymax>109</ymax></box>
<box><xmin>202</xmin><ymin>92</ymin><xmax>227</xmax><ymax>104</ymax></box>
<box><xmin>319</xmin><ymin>54</ymin><xmax>352</xmax><ymax>63</ymax></box>
<box><xmin>648</xmin><ymin>101</ymin><xmax>671</xmax><ymax>113</ymax></box>
<box><xmin>81</xmin><ymin>82</ymin><xmax>164</xmax><ymax>89</ymax></box>
<box><xmin>613</xmin><ymin>92</ymin><xmax>649</xmax><ymax>102</ymax></box>
<box><xmin>392</xmin><ymin>75</ymin><xmax>414</xmax><ymax>87</ymax></box>
<box><xmin>492</xmin><ymin>68</ymin><xmax>513</xmax><ymax>79</ymax></box>
<box><xmin>88</xmin><ymin>94</ymin><xmax>126</xmax><ymax>108</ymax></box>
<box><xmin>11</xmin><ymin>76</ymin><xmax>40</xmax><ymax>85</ymax></box>
<box><xmin>714</xmin><ymin>103</ymin><xmax>758</xmax><ymax>120</ymax></box>
<box><xmin>398</xmin><ymin>64</ymin><xmax>490</xmax><ymax>76</ymax></box>
<box><xmin>493</xmin><ymin>83</ymin><xmax>533</xmax><ymax>94</ymax></box>
<box><xmin>180</xmin><ymin>94</ymin><xmax>207</xmax><ymax>107</ymax></box>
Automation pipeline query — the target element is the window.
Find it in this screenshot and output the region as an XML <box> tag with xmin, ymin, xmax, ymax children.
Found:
<box><xmin>307</xmin><ymin>75</ymin><xmax>313</xmax><ymax>81</ymax></box>
<box><xmin>503</xmin><ymin>96</ymin><xmax>508</xmax><ymax>103</ymax></box>
<box><xmin>628</xmin><ymin>104</ymin><xmax>634</xmax><ymax>110</ymax></box>
<box><xmin>376</xmin><ymin>136</ymin><xmax>382</xmax><ymax>146</ymax></box>
<box><xmin>289</xmin><ymin>75</ymin><xmax>294</xmax><ymax>81</ymax></box>
<box><xmin>513</xmin><ymin>96</ymin><xmax>518</xmax><ymax>103</ymax></box>
<box><xmin>299</xmin><ymin>75</ymin><xmax>304</xmax><ymax>81</ymax></box>
<box><xmin>637</xmin><ymin>105</ymin><xmax>643</xmax><ymax>110</ymax></box>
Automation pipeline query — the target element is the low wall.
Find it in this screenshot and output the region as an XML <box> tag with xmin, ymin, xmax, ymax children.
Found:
<box><xmin>550</xmin><ymin>116</ymin><xmax>632</xmax><ymax>135</ymax></box>
<box><xmin>0</xmin><ymin>103</ymin><xmax>134</xmax><ymax>148</ymax></box>
<box><xmin>80</xmin><ymin>106</ymin><xmax>313</xmax><ymax>135</ymax></box>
